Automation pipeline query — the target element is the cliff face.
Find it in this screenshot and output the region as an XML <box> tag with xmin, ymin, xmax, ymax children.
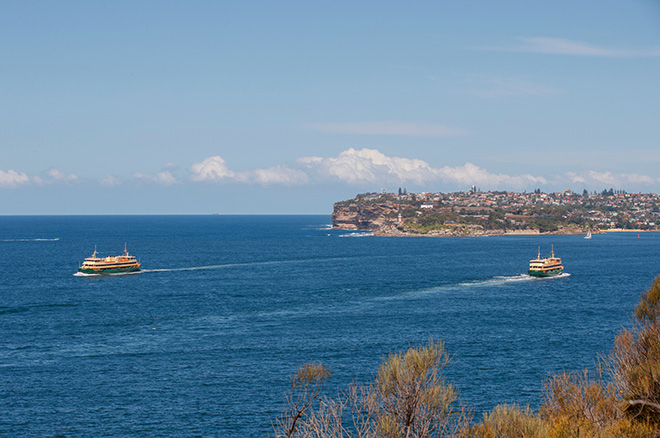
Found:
<box><xmin>331</xmin><ymin>203</ymin><xmax>398</xmax><ymax>231</ymax></box>
<box><xmin>332</xmin><ymin>193</ymin><xmax>601</xmax><ymax>236</ymax></box>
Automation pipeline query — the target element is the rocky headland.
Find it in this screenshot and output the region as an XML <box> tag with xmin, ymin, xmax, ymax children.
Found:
<box><xmin>331</xmin><ymin>201</ymin><xmax>557</xmax><ymax>237</ymax></box>
<box><xmin>332</xmin><ymin>190</ymin><xmax>660</xmax><ymax>237</ymax></box>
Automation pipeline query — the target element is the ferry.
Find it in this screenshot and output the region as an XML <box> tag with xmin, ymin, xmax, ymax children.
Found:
<box><xmin>528</xmin><ymin>246</ymin><xmax>563</xmax><ymax>278</ymax></box>
<box><xmin>78</xmin><ymin>244</ymin><xmax>141</xmax><ymax>275</ymax></box>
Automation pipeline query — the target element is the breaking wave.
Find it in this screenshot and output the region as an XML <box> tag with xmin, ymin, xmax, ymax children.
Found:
<box><xmin>339</xmin><ymin>232</ymin><xmax>374</xmax><ymax>238</ymax></box>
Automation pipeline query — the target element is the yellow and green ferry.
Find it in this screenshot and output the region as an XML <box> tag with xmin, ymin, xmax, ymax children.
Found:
<box><xmin>528</xmin><ymin>246</ymin><xmax>563</xmax><ymax>278</ymax></box>
<box><xmin>78</xmin><ymin>244</ymin><xmax>141</xmax><ymax>275</ymax></box>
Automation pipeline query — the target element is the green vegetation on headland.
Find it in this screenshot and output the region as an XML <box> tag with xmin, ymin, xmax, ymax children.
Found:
<box><xmin>332</xmin><ymin>189</ymin><xmax>660</xmax><ymax>236</ymax></box>
<box><xmin>273</xmin><ymin>276</ymin><xmax>660</xmax><ymax>437</ymax></box>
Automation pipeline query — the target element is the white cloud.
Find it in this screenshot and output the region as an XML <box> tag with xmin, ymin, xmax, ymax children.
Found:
<box><xmin>566</xmin><ymin>171</ymin><xmax>658</xmax><ymax>187</ymax></box>
<box><xmin>134</xmin><ymin>171</ymin><xmax>177</xmax><ymax>186</ymax></box>
<box><xmin>298</xmin><ymin>148</ymin><xmax>440</xmax><ymax>185</ymax></box>
<box><xmin>190</xmin><ymin>156</ymin><xmax>308</xmax><ymax>186</ymax></box>
<box><xmin>0</xmin><ymin>167</ymin><xmax>78</xmax><ymax>188</ymax></box>
<box><xmin>190</xmin><ymin>156</ymin><xmax>236</xmax><ymax>181</ymax></box>
<box><xmin>101</xmin><ymin>175</ymin><xmax>123</xmax><ymax>187</ymax></box>
<box><xmin>250</xmin><ymin>166</ymin><xmax>309</xmax><ymax>186</ymax></box>
<box><xmin>155</xmin><ymin>171</ymin><xmax>177</xmax><ymax>186</ymax></box>
<box><xmin>3</xmin><ymin>151</ymin><xmax>658</xmax><ymax>194</ymax></box>
<box><xmin>298</xmin><ymin>148</ymin><xmax>546</xmax><ymax>190</ymax></box>
<box><xmin>438</xmin><ymin>162</ymin><xmax>547</xmax><ymax>188</ymax></box>
<box><xmin>44</xmin><ymin>168</ymin><xmax>78</xmax><ymax>183</ymax></box>
<box><xmin>0</xmin><ymin>169</ymin><xmax>30</xmax><ymax>187</ymax></box>
<box><xmin>480</xmin><ymin>37</ymin><xmax>660</xmax><ymax>57</ymax></box>
<box><xmin>310</xmin><ymin>121</ymin><xmax>468</xmax><ymax>137</ymax></box>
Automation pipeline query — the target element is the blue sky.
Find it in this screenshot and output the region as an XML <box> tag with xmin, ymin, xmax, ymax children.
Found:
<box><xmin>1</xmin><ymin>1</ymin><xmax>660</xmax><ymax>214</ymax></box>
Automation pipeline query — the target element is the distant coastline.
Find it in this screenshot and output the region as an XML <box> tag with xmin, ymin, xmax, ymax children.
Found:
<box><xmin>604</xmin><ymin>228</ymin><xmax>660</xmax><ymax>233</ymax></box>
<box><xmin>332</xmin><ymin>190</ymin><xmax>660</xmax><ymax>237</ymax></box>
<box><xmin>368</xmin><ymin>228</ymin><xmax>657</xmax><ymax>238</ymax></box>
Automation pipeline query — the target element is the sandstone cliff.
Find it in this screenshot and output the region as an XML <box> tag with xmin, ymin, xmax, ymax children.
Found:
<box><xmin>331</xmin><ymin>203</ymin><xmax>398</xmax><ymax>231</ymax></box>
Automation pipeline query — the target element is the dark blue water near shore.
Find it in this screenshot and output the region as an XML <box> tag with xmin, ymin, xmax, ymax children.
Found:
<box><xmin>1</xmin><ymin>215</ymin><xmax>659</xmax><ymax>437</ymax></box>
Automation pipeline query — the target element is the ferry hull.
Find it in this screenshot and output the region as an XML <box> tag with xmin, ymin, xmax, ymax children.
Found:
<box><xmin>78</xmin><ymin>266</ymin><xmax>140</xmax><ymax>275</ymax></box>
<box><xmin>528</xmin><ymin>268</ymin><xmax>563</xmax><ymax>278</ymax></box>
<box><xmin>529</xmin><ymin>246</ymin><xmax>563</xmax><ymax>278</ymax></box>
<box><xmin>78</xmin><ymin>244</ymin><xmax>140</xmax><ymax>275</ymax></box>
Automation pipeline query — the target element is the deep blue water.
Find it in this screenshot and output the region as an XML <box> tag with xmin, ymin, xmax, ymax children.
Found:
<box><xmin>1</xmin><ymin>215</ymin><xmax>659</xmax><ymax>437</ymax></box>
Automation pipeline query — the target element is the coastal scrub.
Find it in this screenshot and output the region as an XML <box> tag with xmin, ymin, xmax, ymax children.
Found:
<box><xmin>274</xmin><ymin>276</ymin><xmax>660</xmax><ymax>437</ymax></box>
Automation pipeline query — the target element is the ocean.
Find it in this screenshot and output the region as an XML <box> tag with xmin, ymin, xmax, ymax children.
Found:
<box><xmin>1</xmin><ymin>215</ymin><xmax>658</xmax><ymax>437</ymax></box>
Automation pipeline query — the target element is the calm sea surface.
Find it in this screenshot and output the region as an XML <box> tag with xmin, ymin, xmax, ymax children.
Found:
<box><xmin>1</xmin><ymin>215</ymin><xmax>659</xmax><ymax>437</ymax></box>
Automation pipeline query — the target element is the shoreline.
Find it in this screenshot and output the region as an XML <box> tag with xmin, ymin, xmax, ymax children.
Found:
<box><xmin>604</xmin><ymin>228</ymin><xmax>659</xmax><ymax>233</ymax></box>
<box><xmin>340</xmin><ymin>228</ymin><xmax>659</xmax><ymax>238</ymax></box>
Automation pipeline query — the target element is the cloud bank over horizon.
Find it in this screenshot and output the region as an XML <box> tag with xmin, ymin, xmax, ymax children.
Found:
<box><xmin>0</xmin><ymin>168</ymin><xmax>78</xmax><ymax>188</ymax></box>
<box><xmin>3</xmin><ymin>148</ymin><xmax>660</xmax><ymax>194</ymax></box>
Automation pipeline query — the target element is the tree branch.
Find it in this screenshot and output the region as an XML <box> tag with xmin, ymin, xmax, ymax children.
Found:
<box><xmin>628</xmin><ymin>399</ymin><xmax>660</xmax><ymax>412</ymax></box>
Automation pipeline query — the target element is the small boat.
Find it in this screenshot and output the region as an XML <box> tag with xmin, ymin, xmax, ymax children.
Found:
<box><xmin>528</xmin><ymin>246</ymin><xmax>563</xmax><ymax>278</ymax></box>
<box><xmin>585</xmin><ymin>230</ymin><xmax>592</xmax><ymax>239</ymax></box>
<box><xmin>78</xmin><ymin>243</ymin><xmax>141</xmax><ymax>275</ymax></box>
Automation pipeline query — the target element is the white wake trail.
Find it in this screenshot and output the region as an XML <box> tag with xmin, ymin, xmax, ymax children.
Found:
<box><xmin>2</xmin><ymin>238</ymin><xmax>60</xmax><ymax>242</ymax></box>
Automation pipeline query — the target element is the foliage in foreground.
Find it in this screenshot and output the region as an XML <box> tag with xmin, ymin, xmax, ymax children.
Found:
<box><xmin>273</xmin><ymin>276</ymin><xmax>660</xmax><ymax>437</ymax></box>
<box><xmin>272</xmin><ymin>338</ymin><xmax>469</xmax><ymax>437</ymax></box>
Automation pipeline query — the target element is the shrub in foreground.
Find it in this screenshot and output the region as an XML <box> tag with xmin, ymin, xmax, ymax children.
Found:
<box><xmin>274</xmin><ymin>275</ymin><xmax>660</xmax><ymax>437</ymax></box>
<box><xmin>462</xmin><ymin>404</ymin><xmax>548</xmax><ymax>438</ymax></box>
<box><xmin>272</xmin><ymin>338</ymin><xmax>469</xmax><ymax>437</ymax></box>
<box><xmin>608</xmin><ymin>275</ymin><xmax>660</xmax><ymax>431</ymax></box>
